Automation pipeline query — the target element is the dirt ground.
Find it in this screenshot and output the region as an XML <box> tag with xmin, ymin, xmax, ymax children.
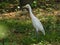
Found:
<box><xmin>0</xmin><ymin>8</ymin><xmax>60</xmax><ymax>20</ymax></box>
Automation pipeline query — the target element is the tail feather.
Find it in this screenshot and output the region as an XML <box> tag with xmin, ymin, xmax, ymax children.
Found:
<box><xmin>41</xmin><ymin>30</ymin><xmax>45</xmax><ymax>35</ymax></box>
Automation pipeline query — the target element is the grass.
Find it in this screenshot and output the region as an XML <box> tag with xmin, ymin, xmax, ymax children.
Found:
<box><xmin>0</xmin><ymin>15</ymin><xmax>60</xmax><ymax>45</ymax></box>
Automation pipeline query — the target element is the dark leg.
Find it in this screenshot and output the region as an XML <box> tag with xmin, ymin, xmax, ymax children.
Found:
<box><xmin>35</xmin><ymin>29</ymin><xmax>39</xmax><ymax>43</ymax></box>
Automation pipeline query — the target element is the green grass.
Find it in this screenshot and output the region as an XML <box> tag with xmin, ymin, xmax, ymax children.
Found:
<box><xmin>0</xmin><ymin>15</ymin><xmax>60</xmax><ymax>45</ymax></box>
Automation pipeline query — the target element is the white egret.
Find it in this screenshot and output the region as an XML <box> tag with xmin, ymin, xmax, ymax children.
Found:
<box><xmin>24</xmin><ymin>4</ymin><xmax>45</xmax><ymax>35</ymax></box>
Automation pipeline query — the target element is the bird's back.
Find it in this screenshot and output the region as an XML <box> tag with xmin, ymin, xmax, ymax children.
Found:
<box><xmin>31</xmin><ymin>16</ymin><xmax>45</xmax><ymax>35</ymax></box>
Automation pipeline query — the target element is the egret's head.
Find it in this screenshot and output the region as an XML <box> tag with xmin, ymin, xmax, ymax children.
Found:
<box><xmin>24</xmin><ymin>4</ymin><xmax>31</xmax><ymax>9</ymax></box>
<box><xmin>23</xmin><ymin>4</ymin><xmax>32</xmax><ymax>13</ymax></box>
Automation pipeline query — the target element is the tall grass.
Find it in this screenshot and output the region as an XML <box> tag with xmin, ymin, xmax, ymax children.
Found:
<box><xmin>0</xmin><ymin>15</ymin><xmax>60</xmax><ymax>45</ymax></box>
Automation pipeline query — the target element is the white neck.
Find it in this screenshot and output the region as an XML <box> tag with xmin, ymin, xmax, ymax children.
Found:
<box><xmin>28</xmin><ymin>5</ymin><xmax>35</xmax><ymax>18</ymax></box>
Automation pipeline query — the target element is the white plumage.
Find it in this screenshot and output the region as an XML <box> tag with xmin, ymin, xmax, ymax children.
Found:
<box><xmin>24</xmin><ymin>4</ymin><xmax>45</xmax><ymax>35</ymax></box>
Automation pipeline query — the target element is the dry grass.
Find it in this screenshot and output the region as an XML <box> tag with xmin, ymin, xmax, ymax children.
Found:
<box><xmin>0</xmin><ymin>8</ymin><xmax>60</xmax><ymax>20</ymax></box>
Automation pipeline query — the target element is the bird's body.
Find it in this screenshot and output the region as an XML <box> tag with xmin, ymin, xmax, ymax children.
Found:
<box><xmin>31</xmin><ymin>15</ymin><xmax>45</xmax><ymax>35</ymax></box>
<box><xmin>24</xmin><ymin>4</ymin><xmax>45</xmax><ymax>35</ymax></box>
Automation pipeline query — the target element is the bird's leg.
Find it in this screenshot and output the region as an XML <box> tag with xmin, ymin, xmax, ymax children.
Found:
<box><xmin>35</xmin><ymin>28</ymin><xmax>39</xmax><ymax>42</ymax></box>
<box><xmin>36</xmin><ymin>29</ymin><xmax>38</xmax><ymax>36</ymax></box>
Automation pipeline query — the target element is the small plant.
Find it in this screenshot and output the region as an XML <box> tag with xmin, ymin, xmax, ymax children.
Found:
<box><xmin>0</xmin><ymin>23</ymin><xmax>10</xmax><ymax>39</ymax></box>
